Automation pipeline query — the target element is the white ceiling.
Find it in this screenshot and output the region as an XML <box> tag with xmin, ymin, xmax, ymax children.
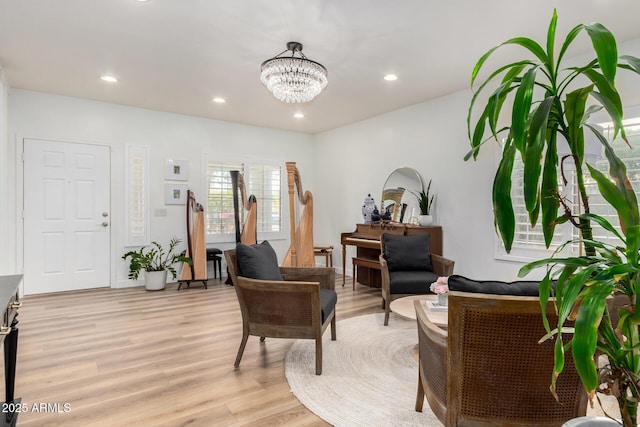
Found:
<box><xmin>1</xmin><ymin>0</ymin><xmax>640</xmax><ymax>134</ymax></box>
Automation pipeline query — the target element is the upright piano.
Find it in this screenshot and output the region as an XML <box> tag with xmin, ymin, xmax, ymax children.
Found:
<box><xmin>341</xmin><ymin>223</ymin><xmax>442</xmax><ymax>288</ymax></box>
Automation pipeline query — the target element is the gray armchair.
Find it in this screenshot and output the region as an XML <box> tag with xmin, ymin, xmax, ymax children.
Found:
<box><xmin>225</xmin><ymin>241</ymin><xmax>337</xmax><ymax>375</ymax></box>
<box><xmin>380</xmin><ymin>232</ymin><xmax>454</xmax><ymax>325</ymax></box>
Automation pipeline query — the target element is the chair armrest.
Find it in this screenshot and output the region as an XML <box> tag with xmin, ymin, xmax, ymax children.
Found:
<box><xmin>379</xmin><ymin>254</ymin><xmax>391</xmax><ymax>295</ymax></box>
<box><xmin>430</xmin><ymin>254</ymin><xmax>454</xmax><ymax>276</ymax></box>
<box><xmin>279</xmin><ymin>267</ymin><xmax>335</xmax><ymax>290</ymax></box>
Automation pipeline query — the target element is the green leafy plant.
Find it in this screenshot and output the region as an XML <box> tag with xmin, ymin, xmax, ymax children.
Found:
<box><xmin>122</xmin><ymin>237</ymin><xmax>191</xmax><ymax>280</ymax></box>
<box><xmin>412</xmin><ymin>179</ymin><xmax>435</xmax><ymax>215</ymax></box>
<box><xmin>467</xmin><ymin>9</ymin><xmax>640</xmax><ymax>426</ymax></box>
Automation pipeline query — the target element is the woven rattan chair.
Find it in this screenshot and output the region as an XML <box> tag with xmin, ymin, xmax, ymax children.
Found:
<box><xmin>224</xmin><ymin>248</ymin><xmax>336</xmax><ymax>375</ymax></box>
<box><xmin>415</xmin><ymin>292</ymin><xmax>588</xmax><ymax>426</ymax></box>
<box><xmin>380</xmin><ymin>233</ymin><xmax>454</xmax><ymax>325</ymax></box>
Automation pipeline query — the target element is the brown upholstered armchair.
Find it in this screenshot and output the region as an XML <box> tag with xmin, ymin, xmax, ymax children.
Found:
<box><xmin>224</xmin><ymin>243</ymin><xmax>336</xmax><ymax>375</ymax></box>
<box><xmin>414</xmin><ymin>292</ymin><xmax>588</xmax><ymax>426</ymax></box>
<box><xmin>380</xmin><ymin>233</ymin><xmax>454</xmax><ymax>325</ymax></box>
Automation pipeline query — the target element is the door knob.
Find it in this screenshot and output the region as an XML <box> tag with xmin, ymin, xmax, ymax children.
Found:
<box><xmin>102</xmin><ymin>212</ymin><xmax>109</xmax><ymax>217</ymax></box>
<box><xmin>101</xmin><ymin>221</ymin><xmax>109</xmax><ymax>227</ymax></box>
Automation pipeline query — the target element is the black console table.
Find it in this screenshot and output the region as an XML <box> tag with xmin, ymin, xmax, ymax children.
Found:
<box><xmin>0</xmin><ymin>275</ymin><xmax>22</xmax><ymax>427</ymax></box>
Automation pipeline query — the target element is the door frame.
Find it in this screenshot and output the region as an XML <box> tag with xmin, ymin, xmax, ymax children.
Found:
<box><xmin>16</xmin><ymin>135</ymin><xmax>114</xmax><ymax>296</ymax></box>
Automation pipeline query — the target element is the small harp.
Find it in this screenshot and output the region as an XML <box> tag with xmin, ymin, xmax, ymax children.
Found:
<box><xmin>179</xmin><ymin>190</ymin><xmax>207</xmax><ymax>287</ymax></box>
<box><xmin>282</xmin><ymin>162</ymin><xmax>315</xmax><ymax>267</ymax></box>
<box><xmin>230</xmin><ymin>170</ymin><xmax>257</xmax><ymax>245</ymax></box>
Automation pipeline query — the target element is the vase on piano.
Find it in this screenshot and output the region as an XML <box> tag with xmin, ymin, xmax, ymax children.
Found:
<box><xmin>362</xmin><ymin>194</ymin><xmax>377</xmax><ymax>224</ymax></box>
<box><xmin>418</xmin><ymin>214</ymin><xmax>433</xmax><ymax>226</ymax></box>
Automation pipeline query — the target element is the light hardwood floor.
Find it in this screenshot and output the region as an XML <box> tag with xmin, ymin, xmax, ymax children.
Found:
<box><xmin>9</xmin><ymin>276</ymin><xmax>383</xmax><ymax>426</ymax></box>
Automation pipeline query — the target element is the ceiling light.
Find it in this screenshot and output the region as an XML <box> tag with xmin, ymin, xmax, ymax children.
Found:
<box><xmin>100</xmin><ymin>75</ymin><xmax>118</xmax><ymax>83</ymax></box>
<box><xmin>294</xmin><ymin>113</ymin><xmax>304</xmax><ymax>119</ymax></box>
<box><xmin>212</xmin><ymin>97</ymin><xmax>226</xmax><ymax>104</ymax></box>
<box><xmin>384</xmin><ymin>74</ymin><xmax>398</xmax><ymax>81</ymax></box>
<box><xmin>260</xmin><ymin>41</ymin><xmax>328</xmax><ymax>103</ymax></box>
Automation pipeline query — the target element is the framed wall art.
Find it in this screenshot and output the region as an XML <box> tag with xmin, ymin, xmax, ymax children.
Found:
<box><xmin>165</xmin><ymin>159</ymin><xmax>188</xmax><ymax>181</ymax></box>
<box><xmin>165</xmin><ymin>183</ymin><xmax>188</xmax><ymax>205</ymax></box>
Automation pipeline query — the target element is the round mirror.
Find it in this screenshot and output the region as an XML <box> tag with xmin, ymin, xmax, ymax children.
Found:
<box><xmin>381</xmin><ymin>167</ymin><xmax>423</xmax><ymax>223</ymax></box>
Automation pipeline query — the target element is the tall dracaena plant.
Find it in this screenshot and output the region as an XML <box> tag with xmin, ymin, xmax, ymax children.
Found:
<box><xmin>467</xmin><ymin>10</ymin><xmax>640</xmax><ymax>426</ymax></box>
<box><xmin>467</xmin><ymin>9</ymin><xmax>639</xmax><ymax>255</ymax></box>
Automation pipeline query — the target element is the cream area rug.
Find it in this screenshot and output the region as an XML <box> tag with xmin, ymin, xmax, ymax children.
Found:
<box><xmin>285</xmin><ymin>313</ymin><xmax>440</xmax><ymax>427</ymax></box>
<box><xmin>285</xmin><ymin>313</ymin><xmax>620</xmax><ymax>427</ymax></box>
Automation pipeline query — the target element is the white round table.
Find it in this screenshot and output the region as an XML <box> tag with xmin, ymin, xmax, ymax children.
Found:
<box><xmin>389</xmin><ymin>295</ymin><xmax>448</xmax><ymax>328</ymax></box>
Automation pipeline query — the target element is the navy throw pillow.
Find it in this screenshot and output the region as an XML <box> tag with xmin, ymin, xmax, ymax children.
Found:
<box><xmin>236</xmin><ymin>241</ymin><xmax>282</xmax><ymax>281</ymax></box>
<box><xmin>448</xmin><ymin>275</ymin><xmax>541</xmax><ymax>296</ymax></box>
<box><xmin>382</xmin><ymin>233</ymin><xmax>432</xmax><ymax>272</ymax></box>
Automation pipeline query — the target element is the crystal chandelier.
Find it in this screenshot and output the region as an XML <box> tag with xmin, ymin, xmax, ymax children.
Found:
<box><xmin>260</xmin><ymin>41</ymin><xmax>328</xmax><ymax>103</ymax></box>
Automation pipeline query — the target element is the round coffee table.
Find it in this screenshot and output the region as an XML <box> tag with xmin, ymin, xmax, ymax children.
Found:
<box><xmin>389</xmin><ymin>295</ymin><xmax>448</xmax><ymax>328</ymax></box>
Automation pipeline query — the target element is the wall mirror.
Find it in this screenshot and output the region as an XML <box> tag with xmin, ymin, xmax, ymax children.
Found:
<box><xmin>381</xmin><ymin>167</ymin><xmax>423</xmax><ymax>223</ymax></box>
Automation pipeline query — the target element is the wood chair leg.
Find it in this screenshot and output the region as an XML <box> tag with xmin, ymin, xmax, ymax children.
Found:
<box><xmin>331</xmin><ymin>315</ymin><xmax>336</xmax><ymax>340</ymax></box>
<box><xmin>234</xmin><ymin>332</ymin><xmax>249</xmax><ymax>368</ymax></box>
<box><xmin>415</xmin><ymin>372</ymin><xmax>425</xmax><ymax>412</ymax></box>
<box><xmin>384</xmin><ymin>302</ymin><xmax>391</xmax><ymax>326</ymax></box>
<box><xmin>315</xmin><ymin>336</ymin><xmax>323</xmax><ymax>375</ymax></box>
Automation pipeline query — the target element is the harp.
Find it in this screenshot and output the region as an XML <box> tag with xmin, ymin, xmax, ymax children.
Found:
<box><xmin>178</xmin><ymin>190</ymin><xmax>207</xmax><ymax>288</ymax></box>
<box><xmin>282</xmin><ymin>162</ymin><xmax>315</xmax><ymax>267</ymax></box>
<box><xmin>230</xmin><ymin>170</ymin><xmax>257</xmax><ymax>245</ymax></box>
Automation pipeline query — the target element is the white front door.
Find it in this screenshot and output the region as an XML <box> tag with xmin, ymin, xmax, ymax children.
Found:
<box><xmin>23</xmin><ymin>139</ymin><xmax>111</xmax><ymax>294</ymax></box>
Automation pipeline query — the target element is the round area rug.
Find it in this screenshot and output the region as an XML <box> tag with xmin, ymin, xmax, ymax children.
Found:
<box><xmin>285</xmin><ymin>313</ymin><xmax>441</xmax><ymax>427</ymax></box>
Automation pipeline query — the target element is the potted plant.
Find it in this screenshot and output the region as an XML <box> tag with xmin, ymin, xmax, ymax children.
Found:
<box><xmin>467</xmin><ymin>9</ymin><xmax>640</xmax><ymax>426</ymax></box>
<box><xmin>122</xmin><ymin>237</ymin><xmax>191</xmax><ymax>291</ymax></box>
<box><xmin>412</xmin><ymin>179</ymin><xmax>435</xmax><ymax>226</ymax></box>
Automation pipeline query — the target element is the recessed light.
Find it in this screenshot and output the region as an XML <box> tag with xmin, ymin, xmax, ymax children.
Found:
<box><xmin>136</xmin><ymin>0</ymin><xmax>150</xmax><ymax>2</ymax></box>
<box><xmin>100</xmin><ymin>75</ymin><xmax>118</xmax><ymax>83</ymax></box>
<box><xmin>294</xmin><ymin>113</ymin><xmax>304</xmax><ymax>119</ymax></box>
<box><xmin>212</xmin><ymin>97</ymin><xmax>226</xmax><ymax>104</ymax></box>
<box><xmin>384</xmin><ymin>74</ymin><xmax>398</xmax><ymax>81</ymax></box>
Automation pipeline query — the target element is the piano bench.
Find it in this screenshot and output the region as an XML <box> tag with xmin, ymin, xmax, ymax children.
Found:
<box><xmin>314</xmin><ymin>245</ymin><xmax>334</xmax><ymax>267</ymax></box>
<box><xmin>352</xmin><ymin>257</ymin><xmax>381</xmax><ymax>290</ymax></box>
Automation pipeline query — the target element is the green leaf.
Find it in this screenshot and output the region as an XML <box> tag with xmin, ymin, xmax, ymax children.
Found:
<box><xmin>572</xmin><ymin>284</ymin><xmax>612</xmax><ymax>394</ymax></box>
<box><xmin>586</xmin><ymin>126</ymin><xmax>640</xmax><ymax>231</ymax></box>
<box><xmin>585</xmin><ymin>22</ymin><xmax>618</xmax><ymax>82</ymax></box>
<box><xmin>580</xmin><ymin>213</ymin><xmax>625</xmax><ymax>242</ymax></box>
<box><xmin>512</xmin><ymin>67</ymin><xmax>539</xmax><ymax>152</ymax></box>
<box><xmin>493</xmin><ymin>138</ymin><xmax>517</xmax><ymax>252</ymax></box>
<box><xmin>625</xmin><ymin>226</ymin><xmax>640</xmax><ymax>267</ymax></box>
<box><xmin>468</xmin><ymin>61</ymin><xmax>531</xmax><ymax>141</ymax></box>
<box><xmin>564</xmin><ymin>86</ymin><xmax>593</xmax><ymax>160</ymax></box>
<box><xmin>583</xmin><ymin>69</ymin><xmax>624</xmax><ymax>139</ymax></box>
<box><xmin>541</xmin><ymin>131</ymin><xmax>559</xmax><ymax>246</ymax></box>
<box><xmin>620</xmin><ymin>55</ymin><xmax>640</xmax><ymax>74</ymax></box>
<box><xmin>524</xmin><ymin>97</ymin><xmax>554</xmax><ymax>214</ymax></box>
<box><xmin>546</xmin><ymin>9</ymin><xmax>558</xmax><ymax>75</ymax></box>
<box><xmin>557</xmin><ymin>24</ymin><xmax>585</xmax><ymax>67</ymax></box>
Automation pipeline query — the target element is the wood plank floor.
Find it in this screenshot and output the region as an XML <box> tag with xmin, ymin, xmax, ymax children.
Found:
<box><xmin>8</xmin><ymin>276</ymin><xmax>383</xmax><ymax>426</ymax></box>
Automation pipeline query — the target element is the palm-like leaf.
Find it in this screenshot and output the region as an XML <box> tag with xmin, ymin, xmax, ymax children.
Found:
<box><xmin>469</xmin><ymin>9</ymin><xmax>640</xmax><ymax>424</ymax></box>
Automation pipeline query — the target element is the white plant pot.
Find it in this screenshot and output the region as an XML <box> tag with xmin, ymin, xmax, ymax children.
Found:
<box><xmin>562</xmin><ymin>417</ymin><xmax>620</xmax><ymax>426</ymax></box>
<box><xmin>145</xmin><ymin>270</ymin><xmax>168</xmax><ymax>291</ymax></box>
<box><xmin>418</xmin><ymin>215</ymin><xmax>433</xmax><ymax>226</ymax></box>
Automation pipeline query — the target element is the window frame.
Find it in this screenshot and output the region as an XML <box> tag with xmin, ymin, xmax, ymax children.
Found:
<box><xmin>495</xmin><ymin>108</ymin><xmax>640</xmax><ymax>263</ymax></box>
<box><xmin>124</xmin><ymin>144</ymin><xmax>150</xmax><ymax>247</ymax></box>
<box><xmin>203</xmin><ymin>154</ymin><xmax>287</xmax><ymax>244</ymax></box>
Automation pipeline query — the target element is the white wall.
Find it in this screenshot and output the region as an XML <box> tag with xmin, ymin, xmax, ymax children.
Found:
<box><xmin>313</xmin><ymin>90</ymin><xmax>526</xmax><ymax>281</ymax></box>
<box><xmin>0</xmin><ymin>69</ymin><xmax>8</xmax><ymax>275</ymax></box>
<box><xmin>5</xmin><ymin>37</ymin><xmax>640</xmax><ymax>287</ymax></box>
<box><xmin>313</xmin><ymin>36</ymin><xmax>640</xmax><ymax>282</ymax></box>
<box><xmin>8</xmin><ymin>90</ymin><xmax>314</xmax><ymax>288</ymax></box>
